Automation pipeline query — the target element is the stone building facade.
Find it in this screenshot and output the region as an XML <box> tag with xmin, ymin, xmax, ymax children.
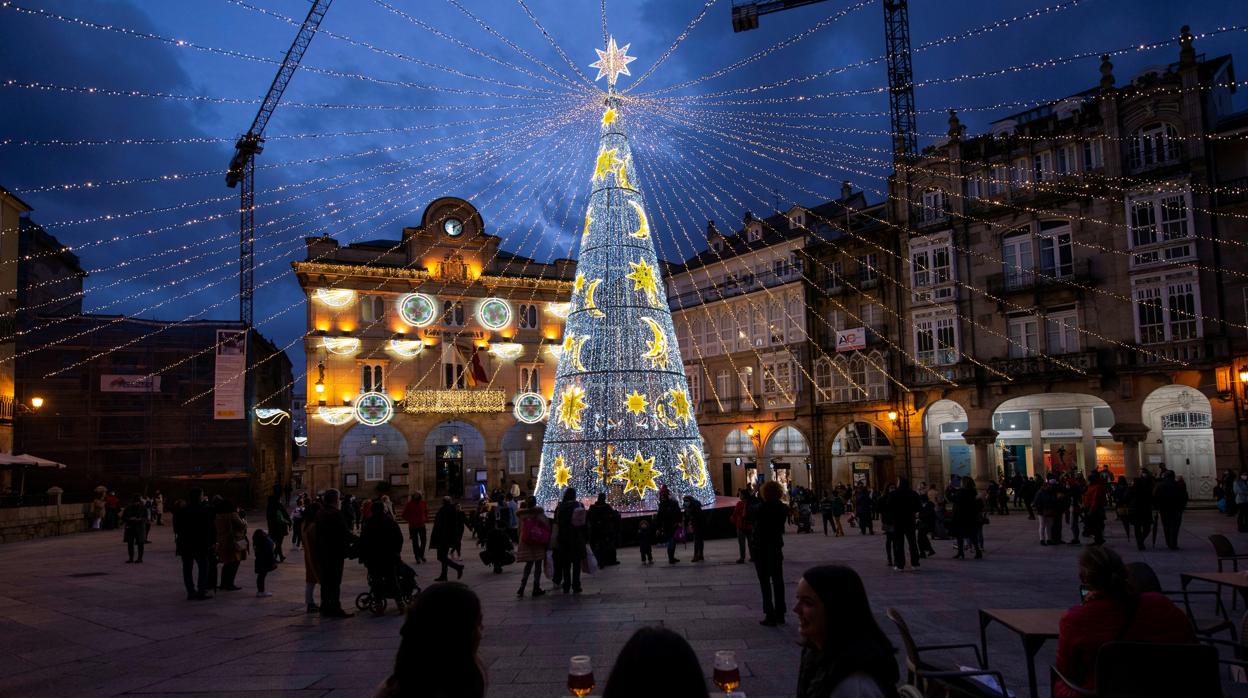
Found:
<box><xmin>890</xmin><ymin>30</ymin><xmax>1243</xmax><ymax>497</ymax></box>
<box><xmin>294</xmin><ymin>197</ymin><xmax>574</xmax><ymax>500</ymax></box>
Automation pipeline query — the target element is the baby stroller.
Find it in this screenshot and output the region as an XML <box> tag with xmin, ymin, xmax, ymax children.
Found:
<box><xmin>355</xmin><ymin>557</ymin><xmax>419</xmax><ymax>616</ymax></box>
<box><xmin>796</xmin><ymin>503</ymin><xmax>814</xmax><ymax>534</ymax></box>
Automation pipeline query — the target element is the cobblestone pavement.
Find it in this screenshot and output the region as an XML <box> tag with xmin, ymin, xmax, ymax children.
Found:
<box><xmin>0</xmin><ymin>507</ymin><xmax>1243</xmax><ymax>697</ymax></box>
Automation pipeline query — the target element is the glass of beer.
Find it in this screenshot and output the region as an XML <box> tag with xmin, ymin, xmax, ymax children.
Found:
<box><xmin>567</xmin><ymin>655</ymin><xmax>594</xmax><ymax>697</ymax></box>
<box><xmin>713</xmin><ymin>650</ymin><xmax>741</xmax><ymax>695</ymax></box>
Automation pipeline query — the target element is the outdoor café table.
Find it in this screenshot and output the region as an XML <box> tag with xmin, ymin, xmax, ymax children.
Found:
<box><xmin>979</xmin><ymin>607</ymin><xmax>1065</xmax><ymax>698</ymax></box>
<box><xmin>1179</xmin><ymin>571</ymin><xmax>1248</xmax><ymax>622</ymax></box>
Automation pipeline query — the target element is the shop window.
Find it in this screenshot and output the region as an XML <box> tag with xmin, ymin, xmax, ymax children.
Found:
<box><xmin>992</xmin><ymin>411</ymin><xmax>1031</xmax><ymax>432</ymax></box>
<box><xmin>1042</xmin><ymin>409</ymin><xmax>1081</xmax><ymax>430</ymax></box>
<box><xmin>1093</xmin><ymin>406</ymin><xmax>1115</xmax><ymax>429</ymax></box>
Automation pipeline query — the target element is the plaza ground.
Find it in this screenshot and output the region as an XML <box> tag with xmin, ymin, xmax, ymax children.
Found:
<box><xmin>0</xmin><ymin>507</ymin><xmax>1243</xmax><ymax>697</ymax></box>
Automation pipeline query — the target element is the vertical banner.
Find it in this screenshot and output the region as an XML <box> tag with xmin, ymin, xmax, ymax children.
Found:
<box><xmin>214</xmin><ymin>329</ymin><xmax>247</xmax><ymax>420</ymax></box>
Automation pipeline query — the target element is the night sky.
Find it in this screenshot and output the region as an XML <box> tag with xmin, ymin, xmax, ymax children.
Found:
<box><xmin>1</xmin><ymin>0</ymin><xmax>1244</xmax><ymax>381</ymax></box>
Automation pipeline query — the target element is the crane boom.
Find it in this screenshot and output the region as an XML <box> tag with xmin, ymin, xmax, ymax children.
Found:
<box><xmin>226</xmin><ymin>0</ymin><xmax>332</xmax><ymax>326</ymax></box>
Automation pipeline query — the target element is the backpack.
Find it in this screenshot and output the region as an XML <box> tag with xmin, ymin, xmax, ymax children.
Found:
<box><xmin>521</xmin><ymin>516</ymin><xmax>551</xmax><ymax>546</ymax></box>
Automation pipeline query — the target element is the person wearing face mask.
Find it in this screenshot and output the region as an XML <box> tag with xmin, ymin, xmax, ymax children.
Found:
<box><xmin>792</xmin><ymin>565</ymin><xmax>899</xmax><ymax>698</ymax></box>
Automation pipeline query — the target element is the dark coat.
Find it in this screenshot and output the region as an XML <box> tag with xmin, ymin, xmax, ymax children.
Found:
<box><xmin>655</xmin><ymin>497</ymin><xmax>682</xmax><ymax>539</ymax></box>
<box><xmin>1154</xmin><ymin>477</ymin><xmax>1188</xmax><ymax>514</ymax></box>
<box><xmin>884</xmin><ymin>487</ymin><xmax>923</xmax><ymax>531</ymax></box>
<box><xmin>253</xmin><ymin>533</ymin><xmax>276</xmax><ymax>574</ymax></box>
<box><xmin>358</xmin><ymin>514</ymin><xmax>403</xmax><ymax>567</ymax></box>
<box><xmin>173</xmin><ymin>500</ymin><xmax>215</xmax><ymax>557</ymax></box>
<box><xmin>554</xmin><ymin>499</ymin><xmax>586</xmax><ymax>549</ymax></box>
<box><xmin>266</xmin><ymin>499</ymin><xmax>291</xmax><ymax>538</ymax></box>
<box><xmin>950</xmin><ymin>488</ymin><xmax>981</xmax><ymax>533</ymax></box>
<box><xmin>1129</xmin><ymin>476</ymin><xmax>1155</xmax><ymax>524</ymax></box>
<box><xmin>314</xmin><ymin>505</ymin><xmax>354</xmax><ymax>563</ymax></box>
<box><xmin>750</xmin><ymin>499</ymin><xmax>788</xmax><ymax>563</ymax></box>
<box><xmin>430</xmin><ymin>502</ymin><xmax>464</xmax><ymax>551</ymax></box>
<box><xmin>121</xmin><ymin>503</ymin><xmax>148</xmax><ymax>544</ymax></box>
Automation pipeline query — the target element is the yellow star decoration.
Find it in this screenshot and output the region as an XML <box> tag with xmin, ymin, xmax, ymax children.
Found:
<box><xmin>594</xmin><ymin>147</ymin><xmax>622</xmax><ymax>182</ymax></box>
<box><xmin>626</xmin><ymin>258</ymin><xmax>662</xmax><ymax>306</ymax></box>
<box><xmin>640</xmin><ymin>316</ymin><xmax>670</xmax><ymax>369</ymax></box>
<box><xmin>626</xmin><ymin>200</ymin><xmax>650</xmax><ymax>239</ymax></box>
<box><xmin>589</xmin><ymin>36</ymin><xmax>637</xmax><ymax>89</ymax></box>
<box><xmin>623</xmin><ymin>391</ymin><xmax>649</xmax><ymax>415</ymax></box>
<box><xmin>556</xmin><ymin>385</ymin><xmax>588</xmax><ymax>431</ymax></box>
<box><xmin>676</xmin><ymin>447</ymin><xmax>708</xmax><ymax>488</ymax></box>
<box><xmin>602</xmin><ymin>107</ymin><xmax>617</xmax><ymax>126</ymax></box>
<box><xmin>615</xmin><ymin>450</ymin><xmax>660</xmax><ymax>497</ymax></box>
<box><xmin>552</xmin><ymin>455</ymin><xmax>572</xmax><ymax>488</ymax></box>
<box><xmin>573</xmin><ymin>272</ymin><xmax>586</xmax><ymax>294</ymax></box>
<box><xmin>668</xmin><ymin>388</ymin><xmax>693</xmax><ymax>424</ymax></box>
<box><xmin>582</xmin><ymin>210</ymin><xmax>592</xmax><ymax>241</ymax></box>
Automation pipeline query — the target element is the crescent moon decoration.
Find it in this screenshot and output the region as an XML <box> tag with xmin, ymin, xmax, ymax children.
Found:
<box><xmin>626</xmin><ymin>200</ymin><xmax>650</xmax><ymax>240</ymax></box>
<box><xmin>640</xmin><ymin>316</ymin><xmax>670</xmax><ymax>369</ymax></box>
<box><xmin>582</xmin><ymin>210</ymin><xmax>592</xmax><ymax>242</ymax></box>
<box><xmin>571</xmin><ymin>335</ymin><xmax>590</xmax><ymax>371</ymax></box>
<box><xmin>653</xmin><ymin>401</ymin><xmax>676</xmax><ymax>429</ymax></box>
<box><xmin>616</xmin><ymin>161</ymin><xmax>631</xmax><ymax>190</ymax></box>
<box><xmin>677</xmin><ymin>447</ymin><xmax>708</xmax><ymax>488</ymax></box>
<box><xmin>584</xmin><ymin>279</ymin><xmax>606</xmax><ymax>318</ymax></box>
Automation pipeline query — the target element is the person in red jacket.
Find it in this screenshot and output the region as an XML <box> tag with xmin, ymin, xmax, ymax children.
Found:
<box><xmin>1054</xmin><ymin>546</ymin><xmax>1195</xmax><ymax>698</ymax></box>
<box><xmin>401</xmin><ymin>492</ymin><xmax>429</xmax><ymax>564</ymax></box>
<box><xmin>1080</xmin><ymin>472</ymin><xmax>1109</xmax><ymax>545</ymax></box>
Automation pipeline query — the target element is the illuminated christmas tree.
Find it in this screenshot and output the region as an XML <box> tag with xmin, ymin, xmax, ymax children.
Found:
<box><xmin>535</xmin><ymin>37</ymin><xmax>715</xmax><ymax>511</ymax></box>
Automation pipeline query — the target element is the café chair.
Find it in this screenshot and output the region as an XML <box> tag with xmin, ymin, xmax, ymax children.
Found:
<box><xmin>897</xmin><ymin>686</ymin><xmax>924</xmax><ymax>698</ymax></box>
<box><xmin>1209</xmin><ymin>535</ymin><xmax>1248</xmax><ymax>574</ymax></box>
<box><xmin>886</xmin><ymin>607</ymin><xmax>1009</xmax><ymax>698</ymax></box>
<box><xmin>1122</xmin><ymin>561</ymin><xmax>1232</xmax><ymax>642</ymax></box>
<box><xmin>1049</xmin><ymin>641</ymin><xmax>1221</xmax><ymax>698</ymax></box>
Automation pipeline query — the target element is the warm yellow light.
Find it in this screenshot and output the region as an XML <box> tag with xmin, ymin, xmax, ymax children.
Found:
<box><xmin>544</xmin><ymin>329</ymin><xmax>558</xmax><ymax>340</ymax></box>
<box><xmin>314</xmin><ymin>381</ymin><xmax>325</xmax><ymax>394</ymax></box>
<box><xmin>1240</xmin><ymin>367</ymin><xmax>1248</xmax><ymax>383</ymax></box>
<box><xmin>746</xmin><ymin>425</ymin><xmax>755</xmax><ymax>437</ymax></box>
<box><xmin>338</xmin><ymin>324</ymin><xmax>354</xmax><ymax>333</ymax></box>
<box><xmin>315</xmin><ymin>323</ymin><xmax>330</xmax><ymax>332</ymax></box>
<box><xmin>888</xmin><ymin>410</ymin><xmax>899</xmax><ymax>422</ymax></box>
<box><xmin>30</xmin><ymin>397</ymin><xmax>44</xmax><ymax>410</ymax></box>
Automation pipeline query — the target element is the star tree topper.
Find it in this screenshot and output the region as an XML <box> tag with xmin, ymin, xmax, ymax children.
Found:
<box><xmin>590</xmin><ymin>36</ymin><xmax>636</xmax><ymax>90</ymax></box>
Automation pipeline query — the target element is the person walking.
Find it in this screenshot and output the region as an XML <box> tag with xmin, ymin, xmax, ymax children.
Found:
<box><xmin>252</xmin><ymin>528</ymin><xmax>276</xmax><ymax>598</ymax></box>
<box><xmin>213</xmin><ymin>499</ymin><xmax>248</xmax><ymax>590</ymax></box>
<box><xmin>886</xmin><ymin>478</ymin><xmax>923</xmax><ymax>571</ymax></box>
<box><xmin>1154</xmin><ymin>469</ymin><xmax>1187</xmax><ymax>550</ymax></box>
<box><xmin>730</xmin><ymin>488</ymin><xmax>755</xmax><ymax>563</ymax></box>
<box><xmin>301</xmin><ymin>500</ymin><xmax>321</xmax><ymax>613</ymax></box>
<box><xmin>829</xmin><ymin>488</ymin><xmax>846</xmax><ymax>537</ymax></box>
<box><xmin>1034</xmin><ymin>479</ymin><xmax>1058</xmax><ymax>545</ymax></box>
<box><xmin>121</xmin><ymin>494</ymin><xmax>149</xmax><ymax>564</ymax></box>
<box><xmin>430</xmin><ymin>496</ymin><xmax>465</xmax><ymax>582</ymax></box>
<box><xmin>588</xmin><ymin>493</ymin><xmax>619</xmax><ymax>567</ymax></box>
<box><xmin>655</xmin><ymin>486</ymin><xmax>683</xmax><ymax>564</ymax></box>
<box><xmin>554</xmin><ymin>488</ymin><xmax>586</xmax><ymax>593</ymax></box>
<box><xmin>753</xmin><ymin>480</ymin><xmax>788</xmax><ymax>627</ymax></box>
<box><xmin>1111</xmin><ymin>476</ymin><xmax>1132</xmax><ymax>541</ymax></box>
<box><xmin>515</xmin><ymin>496</ymin><xmax>550</xmax><ymax>597</ymax></box>
<box><xmin>916</xmin><ymin>495</ymin><xmax>937</xmax><ymax>557</ymax></box>
<box><xmin>291</xmin><ymin>495</ymin><xmax>305</xmax><ymax>550</ymax></box>
<box><xmin>401</xmin><ymin>492</ymin><xmax>429</xmax><ymax>563</ymax></box>
<box><xmin>854</xmin><ymin>486</ymin><xmax>874</xmax><ymax>535</ymax></box>
<box><xmin>315</xmin><ymin>489</ymin><xmax>356</xmax><ymax>617</ymax></box>
<box><xmin>1235</xmin><ymin>471</ymin><xmax>1248</xmax><ymax>533</ymax></box>
<box><xmin>1081</xmin><ymin>472</ymin><xmax>1108</xmax><ymax>546</ymax></box>
<box><xmin>91</xmin><ymin>492</ymin><xmax>106</xmax><ymax>530</ymax></box>
<box><xmin>153</xmin><ymin>491</ymin><xmax>165</xmax><ymax>526</ymax></box>
<box><xmin>683</xmin><ymin>495</ymin><xmax>706</xmax><ymax>563</ymax></box>
<box><xmin>951</xmin><ymin>478</ymin><xmax>982</xmax><ymax>559</ymax></box>
<box><xmin>819</xmin><ymin>493</ymin><xmax>834</xmax><ymax>536</ymax></box>
<box><xmin>173</xmin><ymin>488</ymin><xmax>215</xmax><ymax>600</ymax></box>
<box><xmin>1129</xmin><ymin>470</ymin><xmax>1155</xmax><ymax>551</ymax></box>
<box><xmin>266</xmin><ymin>494</ymin><xmax>291</xmax><ymax>563</ymax></box>
<box><xmin>358</xmin><ymin>504</ymin><xmax>405</xmax><ymax>609</ymax></box>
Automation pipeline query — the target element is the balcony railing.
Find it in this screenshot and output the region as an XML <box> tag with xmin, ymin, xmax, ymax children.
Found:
<box><xmin>1123</xmin><ymin>338</ymin><xmax>1226</xmax><ymax>366</ymax></box>
<box><xmin>985</xmin><ymin>350</ymin><xmax>1099</xmax><ymax>380</ymax></box>
<box><xmin>402</xmin><ymin>389</ymin><xmax>507</xmax><ymax>414</ymax></box>
<box><xmin>909</xmin><ymin>362</ymin><xmax>976</xmax><ymax>386</ymax></box>
<box><xmin>986</xmin><ymin>258</ymin><xmax>1095</xmax><ymax>298</ymax></box>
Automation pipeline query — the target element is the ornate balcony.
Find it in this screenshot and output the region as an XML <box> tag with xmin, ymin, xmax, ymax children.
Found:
<box><xmin>985</xmin><ymin>350</ymin><xmax>1099</xmax><ymax>381</ymax></box>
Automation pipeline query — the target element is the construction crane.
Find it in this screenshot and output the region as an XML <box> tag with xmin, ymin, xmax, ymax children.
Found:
<box><xmin>729</xmin><ymin>0</ymin><xmax>917</xmax><ymax>163</ymax></box>
<box><xmin>226</xmin><ymin>0</ymin><xmax>333</xmax><ymax>326</ymax></box>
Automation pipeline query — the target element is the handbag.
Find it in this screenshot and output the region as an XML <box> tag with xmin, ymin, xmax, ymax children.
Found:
<box><xmin>543</xmin><ymin>550</ymin><xmax>555</xmax><ymax>580</ymax></box>
<box><xmin>673</xmin><ymin>524</ymin><xmax>686</xmax><ymax>543</ymax></box>
<box><xmin>234</xmin><ymin>537</ymin><xmax>248</xmax><ymax>552</ymax></box>
<box><xmin>581</xmin><ymin>545</ymin><xmax>598</xmax><ymax>575</ymax></box>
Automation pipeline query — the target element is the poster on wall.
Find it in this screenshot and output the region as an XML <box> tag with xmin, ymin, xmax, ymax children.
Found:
<box><xmin>836</xmin><ymin>327</ymin><xmax>866</xmax><ymax>352</ymax></box>
<box><xmin>100</xmin><ymin>374</ymin><xmax>161</xmax><ymax>393</ymax></box>
<box><xmin>213</xmin><ymin>329</ymin><xmax>247</xmax><ymax>420</ymax></box>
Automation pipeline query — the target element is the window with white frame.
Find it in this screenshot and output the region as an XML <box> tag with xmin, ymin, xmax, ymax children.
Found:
<box><xmin>1002</xmin><ymin>227</ymin><xmax>1034</xmax><ymax>289</ymax></box>
<box><xmin>767</xmin><ymin>300</ymin><xmax>784</xmax><ymax>345</ymax></box>
<box><xmin>676</xmin><ymin>318</ymin><xmax>690</xmax><ymax>354</ymax></box>
<box><xmin>859</xmin><ymin>301</ymin><xmax>883</xmax><ymax>333</ymax></box>
<box><xmin>507</xmin><ymin>450</ymin><xmax>525</xmax><ymax>475</ymax></box>
<box><xmin>737</xmin><ymin>366</ymin><xmax>755</xmax><ymax>402</ymax></box>
<box><xmin>1012</xmin><ymin>158</ymin><xmax>1031</xmax><ymax>188</ymax></box>
<box><xmin>1132</xmin><ymin>270</ymin><xmax>1201</xmax><ymax>344</ymax></box>
<box><xmin>789</xmin><ymin>212</ymin><xmax>805</xmax><ymax>229</ymax></box>
<box><xmin>856</xmin><ymin>253</ymin><xmax>879</xmax><ymax>283</ymax></box>
<box><xmin>814</xmin><ymin>358</ymin><xmax>833</xmax><ymax>402</ymax></box>
<box><xmin>1127</xmin><ymin>189</ymin><xmax>1194</xmax><ymax>267</ymax></box>
<box><xmin>772</xmin><ymin>258</ymin><xmax>790</xmax><ymax>278</ymax></box>
<box><xmin>1006</xmin><ymin>315</ymin><xmax>1040</xmax><ymax>358</ymax></box>
<box><xmin>786</xmin><ymin>293</ymin><xmax>804</xmax><ymax>343</ymax></box>
<box><xmin>913</xmin><ymin>308</ymin><xmax>959</xmax><ymax>366</ymax></box>
<box><xmin>1033</xmin><ymin>152</ymin><xmax>1053</xmax><ymax>182</ymax></box>
<box><xmin>364</xmin><ymin>455</ymin><xmax>384</xmax><ymax>481</ymax></box>
<box><xmin>967</xmin><ymin>175</ymin><xmax>984</xmax><ymax>200</ymax></box>
<box><xmin>361</xmin><ymin>296</ymin><xmax>385</xmax><ymax>323</ymax></box>
<box><xmin>718</xmin><ymin>310</ymin><xmax>734</xmax><ymax>352</ymax></box>
<box><xmin>748</xmin><ymin>223</ymin><xmax>762</xmax><ymax>242</ymax></box>
<box><xmin>751</xmin><ymin>307</ymin><xmax>767</xmax><ymax>347</ymax></box>
<box><xmin>990</xmin><ymin>166</ymin><xmax>1009</xmax><ymax>195</ymax></box>
<box><xmin>1056</xmin><ymin>144</ymin><xmax>1077</xmax><ymax>175</ymax></box>
<box><xmin>829</xmin><ymin>352</ymin><xmax>887</xmax><ymax>402</ymax></box>
<box><xmin>518</xmin><ymin>364</ymin><xmax>541</xmax><ymax>393</ymax></box>
<box><xmin>1045</xmin><ymin>307</ymin><xmax>1081</xmax><ymax>354</ymax></box>
<box><xmin>828</xmin><ymin>259</ymin><xmax>844</xmax><ymax>287</ymax></box>
<box><xmin>441</xmin><ymin>343</ymin><xmax>466</xmax><ymax>389</ymax></box>
<box><xmin>715</xmin><ymin>369</ymin><xmax>734</xmax><ymax>402</ymax></box>
<box><xmin>1129</xmin><ymin>123</ymin><xmax>1180</xmax><ymax>170</ymax></box>
<box><xmin>360</xmin><ymin>363</ymin><xmax>385</xmax><ymax>392</ymax></box>
<box><xmin>920</xmin><ymin>189</ymin><xmax>947</xmax><ymax>225</ymax></box>
<box><xmin>761</xmin><ymin>354</ymin><xmax>796</xmax><ymax>398</ymax></box>
<box><xmin>1037</xmin><ymin>220</ymin><xmax>1074</xmax><ymax>278</ymax></box>
<box><xmin>909</xmin><ymin>233</ymin><xmax>954</xmax><ymax>300</ymax></box>
<box><xmin>518</xmin><ymin>303</ymin><xmax>539</xmax><ymax>329</ymax></box>
<box><xmin>1082</xmin><ymin>139</ymin><xmax>1103</xmax><ymax>170</ymax></box>
<box><xmin>686</xmin><ymin>367</ymin><xmax>702</xmax><ymax>412</ymax></box>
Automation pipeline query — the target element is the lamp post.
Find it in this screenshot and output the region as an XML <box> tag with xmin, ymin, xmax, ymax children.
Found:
<box><xmin>745</xmin><ymin>425</ymin><xmax>763</xmax><ymax>487</ymax></box>
<box><xmin>15</xmin><ymin>396</ymin><xmax>44</xmax><ymax>500</ymax></box>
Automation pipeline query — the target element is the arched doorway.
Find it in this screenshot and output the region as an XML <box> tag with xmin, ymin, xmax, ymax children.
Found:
<box><xmin>1142</xmin><ymin>385</ymin><xmax>1216</xmax><ymax>498</ymax></box>
<box><xmin>764</xmin><ymin>425</ymin><xmax>811</xmax><ymax>494</ymax></box>
<box><xmin>423</xmin><ymin>421</ymin><xmax>486</xmax><ymax>499</ymax></box>
<box><xmin>830</xmin><ymin>421</ymin><xmax>892</xmax><ymax>489</ymax></box>
<box><xmin>339</xmin><ymin>423</ymin><xmax>409</xmax><ymax>497</ymax></box>
<box><xmin>501</xmin><ymin>422</ymin><xmax>544</xmax><ymax>494</ymax></box>
<box><xmin>923</xmin><ymin>400</ymin><xmax>968</xmax><ymax>485</ymax></box>
<box><xmin>723</xmin><ymin>428</ymin><xmax>756</xmax><ymax>492</ymax></box>
<box><xmin>991</xmin><ymin>393</ymin><xmax>1116</xmax><ymax>480</ymax></box>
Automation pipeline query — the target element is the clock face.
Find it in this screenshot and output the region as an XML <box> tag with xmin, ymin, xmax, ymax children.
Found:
<box><xmin>443</xmin><ymin>218</ymin><xmax>464</xmax><ymax>237</ymax></box>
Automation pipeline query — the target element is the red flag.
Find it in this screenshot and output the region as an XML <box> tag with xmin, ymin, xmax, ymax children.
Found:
<box><xmin>468</xmin><ymin>345</ymin><xmax>488</xmax><ymax>386</ymax></box>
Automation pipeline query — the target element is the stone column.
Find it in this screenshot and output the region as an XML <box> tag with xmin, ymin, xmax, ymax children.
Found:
<box><xmin>962</xmin><ymin>427</ymin><xmax>1000</xmax><ymax>488</ymax></box>
<box><xmin>1029</xmin><ymin>408</ymin><xmax>1044</xmax><ymax>477</ymax></box>
<box><xmin>1080</xmin><ymin>407</ymin><xmax>1097</xmax><ymax>473</ymax></box>
<box><xmin>1108</xmin><ymin>422</ymin><xmax>1150</xmax><ymax>479</ymax></box>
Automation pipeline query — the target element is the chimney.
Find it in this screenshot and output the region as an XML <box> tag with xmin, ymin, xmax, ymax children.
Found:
<box><xmin>1099</xmin><ymin>54</ymin><xmax>1115</xmax><ymax>92</ymax></box>
<box><xmin>706</xmin><ymin>220</ymin><xmax>719</xmax><ymax>242</ymax></box>
<box><xmin>840</xmin><ymin>181</ymin><xmax>853</xmax><ymax>200</ymax></box>
<box><xmin>1179</xmin><ymin>25</ymin><xmax>1195</xmax><ymax>67</ymax></box>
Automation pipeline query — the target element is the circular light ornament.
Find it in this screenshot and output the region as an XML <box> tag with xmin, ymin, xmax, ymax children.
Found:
<box><xmin>398</xmin><ymin>293</ymin><xmax>438</xmax><ymax>327</ymax></box>
<box><xmin>353</xmin><ymin>391</ymin><xmax>394</xmax><ymax>426</ymax></box>
<box><xmin>513</xmin><ymin>392</ymin><xmax>548</xmax><ymax>424</ymax></box>
<box><xmin>478</xmin><ymin>297</ymin><xmax>512</xmax><ymax>331</ymax></box>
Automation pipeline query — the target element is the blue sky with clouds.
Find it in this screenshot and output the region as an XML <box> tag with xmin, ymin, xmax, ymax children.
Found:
<box><xmin>1</xmin><ymin>0</ymin><xmax>1244</xmax><ymax>377</ymax></box>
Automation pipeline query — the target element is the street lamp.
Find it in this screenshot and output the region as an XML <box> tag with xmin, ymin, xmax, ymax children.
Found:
<box><xmin>887</xmin><ymin>410</ymin><xmax>899</xmax><ymax>422</ymax></box>
<box><xmin>1239</xmin><ymin>366</ymin><xmax>1248</xmax><ymax>384</ymax></box>
<box><xmin>314</xmin><ymin>361</ymin><xmax>326</xmax><ymax>405</ymax></box>
<box><xmin>29</xmin><ymin>396</ymin><xmax>44</xmax><ymax>411</ymax></box>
